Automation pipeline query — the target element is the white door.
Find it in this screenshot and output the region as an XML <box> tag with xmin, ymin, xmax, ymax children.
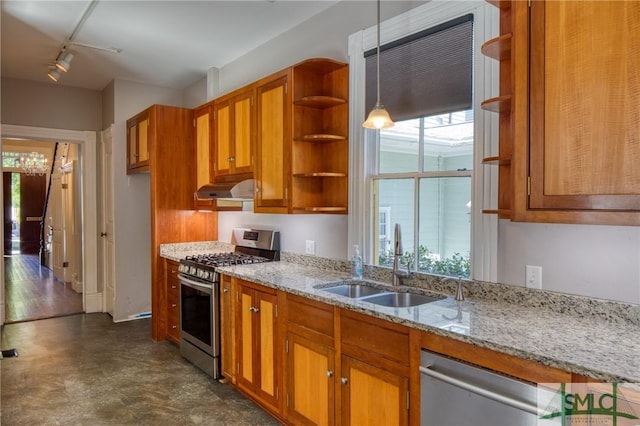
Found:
<box><xmin>101</xmin><ymin>126</ymin><xmax>115</xmax><ymax>317</ymax></box>
<box><xmin>49</xmin><ymin>171</ymin><xmax>66</xmax><ymax>282</ymax></box>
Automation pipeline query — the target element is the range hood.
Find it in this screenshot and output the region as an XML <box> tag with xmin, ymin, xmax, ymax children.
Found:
<box><xmin>195</xmin><ymin>179</ymin><xmax>254</xmax><ymax>200</ymax></box>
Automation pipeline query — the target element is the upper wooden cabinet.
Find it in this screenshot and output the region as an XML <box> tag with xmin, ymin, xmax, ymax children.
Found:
<box><xmin>484</xmin><ymin>0</ymin><xmax>640</xmax><ymax>225</ymax></box>
<box><xmin>255</xmin><ymin>70</ymin><xmax>292</xmax><ymax>214</ymax></box>
<box><xmin>214</xmin><ymin>88</ymin><xmax>255</xmax><ymax>182</ymax></box>
<box><xmin>193</xmin><ymin>103</ymin><xmax>215</xmax><ymax>209</ymax></box>
<box><xmin>126</xmin><ymin>113</ymin><xmax>150</xmax><ymax>174</ymax></box>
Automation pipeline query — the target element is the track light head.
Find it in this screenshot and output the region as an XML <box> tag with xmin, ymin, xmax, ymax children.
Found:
<box><xmin>55</xmin><ymin>52</ymin><xmax>74</xmax><ymax>72</ymax></box>
<box><xmin>47</xmin><ymin>68</ymin><xmax>62</xmax><ymax>82</ymax></box>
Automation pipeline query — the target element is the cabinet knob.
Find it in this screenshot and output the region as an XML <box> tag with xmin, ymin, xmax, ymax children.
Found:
<box><xmin>171</xmin><ymin>270</ymin><xmax>177</xmax><ymax>274</ymax></box>
<box><xmin>171</xmin><ymin>325</ymin><xmax>177</xmax><ymax>329</ymax></box>
<box><xmin>171</xmin><ymin>303</ymin><xmax>177</xmax><ymax>308</ymax></box>
<box><xmin>341</xmin><ymin>377</ymin><xmax>348</xmax><ymax>385</ymax></box>
<box><xmin>326</xmin><ymin>370</ymin><xmax>333</xmax><ymax>378</ymax></box>
<box><xmin>223</xmin><ymin>288</ymin><xmax>229</xmax><ymax>293</ymax></box>
<box><xmin>171</xmin><ymin>285</ymin><xmax>177</xmax><ymax>289</ymax></box>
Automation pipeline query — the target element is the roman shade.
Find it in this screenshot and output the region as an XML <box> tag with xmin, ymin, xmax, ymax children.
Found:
<box><xmin>365</xmin><ymin>14</ymin><xmax>474</xmax><ymax>122</ymax></box>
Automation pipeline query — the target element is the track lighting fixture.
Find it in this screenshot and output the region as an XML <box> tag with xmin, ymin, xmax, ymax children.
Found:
<box><xmin>55</xmin><ymin>51</ymin><xmax>74</xmax><ymax>72</ymax></box>
<box><xmin>47</xmin><ymin>68</ymin><xmax>62</xmax><ymax>82</ymax></box>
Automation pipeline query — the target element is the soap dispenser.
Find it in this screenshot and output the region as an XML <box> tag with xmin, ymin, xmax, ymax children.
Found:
<box><xmin>351</xmin><ymin>245</ymin><xmax>363</xmax><ymax>279</ymax></box>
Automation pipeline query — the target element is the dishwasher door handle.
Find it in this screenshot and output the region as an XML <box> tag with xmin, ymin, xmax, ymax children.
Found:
<box><xmin>419</xmin><ymin>365</ymin><xmax>542</xmax><ymax>416</ymax></box>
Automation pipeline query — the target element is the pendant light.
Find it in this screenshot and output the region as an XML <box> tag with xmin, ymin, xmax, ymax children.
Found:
<box><xmin>363</xmin><ymin>0</ymin><xmax>394</xmax><ymax>129</ymax></box>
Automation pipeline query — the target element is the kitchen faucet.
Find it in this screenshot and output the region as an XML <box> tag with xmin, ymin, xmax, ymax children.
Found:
<box><xmin>443</xmin><ymin>276</ymin><xmax>466</xmax><ymax>301</ymax></box>
<box><xmin>392</xmin><ymin>223</ymin><xmax>411</xmax><ymax>286</ymax></box>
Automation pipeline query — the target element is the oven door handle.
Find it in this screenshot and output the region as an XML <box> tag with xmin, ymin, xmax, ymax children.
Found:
<box><xmin>178</xmin><ymin>274</ymin><xmax>213</xmax><ymax>292</ymax></box>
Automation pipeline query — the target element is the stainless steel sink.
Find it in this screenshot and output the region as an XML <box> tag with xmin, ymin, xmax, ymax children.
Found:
<box><xmin>360</xmin><ymin>292</ymin><xmax>444</xmax><ymax>307</ymax></box>
<box><xmin>319</xmin><ymin>282</ymin><xmax>387</xmax><ymax>298</ymax></box>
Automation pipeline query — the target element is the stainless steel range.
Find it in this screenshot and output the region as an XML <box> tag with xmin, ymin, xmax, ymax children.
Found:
<box><xmin>177</xmin><ymin>228</ymin><xmax>279</xmax><ymax>379</ymax></box>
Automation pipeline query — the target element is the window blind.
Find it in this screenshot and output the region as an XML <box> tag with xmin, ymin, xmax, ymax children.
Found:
<box><xmin>365</xmin><ymin>14</ymin><xmax>474</xmax><ymax>122</ymax></box>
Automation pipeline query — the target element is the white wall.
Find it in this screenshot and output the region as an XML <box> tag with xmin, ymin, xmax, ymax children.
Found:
<box><xmin>498</xmin><ymin>221</ymin><xmax>640</xmax><ymax>304</ymax></box>
<box><xmin>111</xmin><ymin>79</ymin><xmax>185</xmax><ymax>321</ymax></box>
<box><xmin>218</xmin><ymin>211</ymin><xmax>348</xmax><ymax>260</ymax></box>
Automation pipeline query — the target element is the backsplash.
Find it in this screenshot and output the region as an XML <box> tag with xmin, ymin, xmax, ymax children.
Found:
<box><xmin>160</xmin><ymin>243</ymin><xmax>640</xmax><ymax>327</ymax></box>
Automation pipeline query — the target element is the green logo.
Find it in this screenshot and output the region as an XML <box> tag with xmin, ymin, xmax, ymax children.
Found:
<box><xmin>539</xmin><ymin>383</ymin><xmax>640</xmax><ymax>425</ymax></box>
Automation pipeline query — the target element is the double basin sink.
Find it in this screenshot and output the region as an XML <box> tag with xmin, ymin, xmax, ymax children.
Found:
<box><xmin>315</xmin><ymin>280</ymin><xmax>444</xmax><ymax>308</ymax></box>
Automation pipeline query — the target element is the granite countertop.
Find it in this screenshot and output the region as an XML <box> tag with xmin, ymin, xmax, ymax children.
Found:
<box><xmin>159</xmin><ymin>243</ymin><xmax>639</xmax><ymax>383</ymax></box>
<box><xmin>216</xmin><ymin>261</ymin><xmax>640</xmax><ymax>383</ymax></box>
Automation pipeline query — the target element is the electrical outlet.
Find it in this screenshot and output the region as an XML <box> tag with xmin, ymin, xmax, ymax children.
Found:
<box><xmin>525</xmin><ymin>265</ymin><xmax>542</xmax><ymax>289</ymax></box>
<box><xmin>305</xmin><ymin>240</ymin><xmax>316</xmax><ymax>255</ymax></box>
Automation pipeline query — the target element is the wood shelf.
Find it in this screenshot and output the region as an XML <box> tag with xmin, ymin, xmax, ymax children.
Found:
<box><xmin>295</xmin><ymin>134</ymin><xmax>346</xmax><ymax>142</ymax></box>
<box><xmin>486</xmin><ymin>0</ymin><xmax>511</xmax><ymax>10</ymax></box>
<box><xmin>481</xmin><ymin>95</ymin><xmax>512</xmax><ymax>113</ymax></box>
<box><xmin>293</xmin><ymin>172</ymin><xmax>347</xmax><ymax>178</ymax></box>
<box><xmin>481</xmin><ymin>34</ymin><xmax>512</xmax><ymax>61</ymax></box>
<box><xmin>482</xmin><ymin>156</ymin><xmax>511</xmax><ymax>165</ymax></box>
<box><xmin>293</xmin><ymin>206</ymin><xmax>347</xmax><ymax>213</ymax></box>
<box><xmin>482</xmin><ymin>209</ymin><xmax>511</xmax><ymax>217</ymax></box>
<box><xmin>294</xmin><ymin>96</ymin><xmax>347</xmax><ymax>109</ymax></box>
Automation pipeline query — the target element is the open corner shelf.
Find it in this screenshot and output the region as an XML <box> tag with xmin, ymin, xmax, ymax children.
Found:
<box><xmin>293</xmin><ymin>206</ymin><xmax>347</xmax><ymax>213</ymax></box>
<box><xmin>482</xmin><ymin>156</ymin><xmax>511</xmax><ymax>166</ymax></box>
<box><xmin>293</xmin><ymin>96</ymin><xmax>347</xmax><ymax>109</ymax></box>
<box><xmin>481</xmin><ymin>33</ymin><xmax>512</xmax><ymax>61</ymax></box>
<box><xmin>481</xmin><ymin>95</ymin><xmax>512</xmax><ymax>113</ymax></box>
<box><xmin>295</xmin><ymin>134</ymin><xmax>346</xmax><ymax>143</ymax></box>
<box><xmin>293</xmin><ymin>172</ymin><xmax>347</xmax><ymax>178</ymax></box>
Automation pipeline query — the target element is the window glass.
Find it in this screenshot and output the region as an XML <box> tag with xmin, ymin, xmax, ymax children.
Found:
<box><xmin>373</xmin><ymin>179</ymin><xmax>414</xmax><ymax>268</ymax></box>
<box><xmin>379</xmin><ymin>119</ymin><xmax>419</xmax><ymax>173</ymax></box>
<box><xmin>418</xmin><ymin>177</ymin><xmax>471</xmax><ymax>277</ymax></box>
<box><xmin>423</xmin><ymin>110</ymin><xmax>473</xmax><ymax>172</ymax></box>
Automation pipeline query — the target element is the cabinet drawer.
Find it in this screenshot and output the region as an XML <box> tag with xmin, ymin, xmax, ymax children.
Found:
<box><xmin>340</xmin><ymin>310</ymin><xmax>409</xmax><ymax>365</ymax></box>
<box><xmin>286</xmin><ymin>294</ymin><xmax>334</xmax><ymax>338</ymax></box>
<box><xmin>167</xmin><ymin>305</ymin><xmax>180</xmax><ymax>341</ymax></box>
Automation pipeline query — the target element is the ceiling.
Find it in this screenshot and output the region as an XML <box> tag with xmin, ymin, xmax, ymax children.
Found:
<box><xmin>1</xmin><ymin>0</ymin><xmax>339</xmax><ymax>91</ymax></box>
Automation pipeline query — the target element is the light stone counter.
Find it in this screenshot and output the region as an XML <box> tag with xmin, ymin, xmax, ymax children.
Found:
<box><xmin>216</xmin><ymin>261</ymin><xmax>640</xmax><ymax>383</ymax></box>
<box><xmin>158</xmin><ymin>243</ymin><xmax>640</xmax><ymax>383</ymax></box>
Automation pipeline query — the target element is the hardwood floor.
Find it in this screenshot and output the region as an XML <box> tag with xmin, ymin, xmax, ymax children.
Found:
<box><xmin>4</xmin><ymin>254</ymin><xmax>83</xmax><ymax>323</ymax></box>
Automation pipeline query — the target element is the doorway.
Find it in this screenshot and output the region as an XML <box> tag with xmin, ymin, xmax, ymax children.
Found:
<box><xmin>2</xmin><ymin>141</ymin><xmax>83</xmax><ymax>323</ymax></box>
<box><xmin>0</xmin><ymin>124</ymin><xmax>101</xmax><ymax>326</ymax></box>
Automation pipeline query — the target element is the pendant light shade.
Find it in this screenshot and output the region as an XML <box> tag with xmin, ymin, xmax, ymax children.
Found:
<box><xmin>362</xmin><ymin>0</ymin><xmax>394</xmax><ymax>129</ymax></box>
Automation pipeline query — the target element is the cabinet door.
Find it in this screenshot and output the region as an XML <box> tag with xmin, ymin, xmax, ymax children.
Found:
<box><xmin>340</xmin><ymin>355</ymin><xmax>409</xmax><ymax>426</ymax></box>
<box><xmin>194</xmin><ymin>105</ymin><xmax>215</xmax><ymax>209</ymax></box>
<box><xmin>255</xmin><ymin>73</ymin><xmax>290</xmax><ymax>213</ymax></box>
<box><xmin>126</xmin><ymin>116</ymin><xmax>150</xmax><ymax>173</ymax></box>
<box><xmin>236</xmin><ymin>284</ymin><xmax>280</xmax><ymax>411</ymax></box>
<box><xmin>220</xmin><ymin>275</ymin><xmax>235</xmax><ymax>382</ymax></box>
<box><xmin>233</xmin><ymin>91</ymin><xmax>254</xmax><ymax>175</ymax></box>
<box><xmin>214</xmin><ymin>100</ymin><xmax>232</xmax><ymax>177</ymax></box>
<box><xmin>286</xmin><ymin>332</ymin><xmax>335</xmax><ymax>425</ymax></box>
<box><xmin>529</xmin><ymin>0</ymin><xmax>640</xmax><ymax>212</ymax></box>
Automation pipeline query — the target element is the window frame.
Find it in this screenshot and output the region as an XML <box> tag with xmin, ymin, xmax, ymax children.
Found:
<box><xmin>347</xmin><ymin>1</ymin><xmax>500</xmax><ymax>282</ymax></box>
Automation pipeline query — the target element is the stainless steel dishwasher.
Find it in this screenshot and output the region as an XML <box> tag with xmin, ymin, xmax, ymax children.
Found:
<box><xmin>420</xmin><ymin>350</ymin><xmax>542</xmax><ymax>426</ymax></box>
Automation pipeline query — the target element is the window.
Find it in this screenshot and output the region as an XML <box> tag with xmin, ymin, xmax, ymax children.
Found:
<box><xmin>348</xmin><ymin>1</ymin><xmax>499</xmax><ymax>282</ymax></box>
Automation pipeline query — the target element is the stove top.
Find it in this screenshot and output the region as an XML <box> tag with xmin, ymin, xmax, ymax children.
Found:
<box><xmin>178</xmin><ymin>228</ymin><xmax>279</xmax><ymax>283</ymax></box>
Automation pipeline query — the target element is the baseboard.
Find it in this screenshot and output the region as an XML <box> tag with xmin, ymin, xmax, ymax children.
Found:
<box><xmin>72</xmin><ymin>279</ymin><xmax>83</xmax><ymax>293</ymax></box>
<box><xmin>84</xmin><ymin>292</ymin><xmax>103</xmax><ymax>313</ymax></box>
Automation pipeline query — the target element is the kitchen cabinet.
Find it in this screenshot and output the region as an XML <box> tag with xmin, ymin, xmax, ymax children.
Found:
<box><xmin>339</xmin><ymin>309</ymin><xmax>411</xmax><ymax>426</ymax></box>
<box><xmin>220</xmin><ymin>274</ymin><xmax>236</xmax><ymax>383</ymax></box>
<box><xmin>165</xmin><ymin>259</ymin><xmax>180</xmax><ymax>343</ymax></box>
<box><xmin>291</xmin><ymin>59</ymin><xmax>349</xmax><ymax>214</ymax></box>
<box><xmin>127</xmin><ymin>104</ymin><xmax>218</xmax><ymax>342</ymax></box>
<box><xmin>255</xmin><ymin>70</ymin><xmax>291</xmax><ymax>213</ymax></box>
<box><xmin>214</xmin><ymin>88</ymin><xmax>255</xmax><ymax>182</ymax></box>
<box><xmin>126</xmin><ymin>113</ymin><xmax>150</xmax><ymax>174</ymax></box>
<box><xmin>484</xmin><ymin>0</ymin><xmax>640</xmax><ymax>225</ymax></box>
<box><xmin>193</xmin><ymin>103</ymin><xmax>215</xmax><ymax>210</ymax></box>
<box><xmin>284</xmin><ymin>294</ymin><xmax>336</xmax><ymax>425</ymax></box>
<box><xmin>236</xmin><ymin>279</ymin><xmax>282</xmax><ymax>413</ymax></box>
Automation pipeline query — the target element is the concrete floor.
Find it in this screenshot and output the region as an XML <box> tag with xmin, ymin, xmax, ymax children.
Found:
<box><xmin>1</xmin><ymin>313</ymin><xmax>280</xmax><ymax>425</ymax></box>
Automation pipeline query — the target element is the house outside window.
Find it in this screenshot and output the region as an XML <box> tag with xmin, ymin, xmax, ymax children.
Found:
<box><xmin>348</xmin><ymin>1</ymin><xmax>499</xmax><ymax>282</ymax></box>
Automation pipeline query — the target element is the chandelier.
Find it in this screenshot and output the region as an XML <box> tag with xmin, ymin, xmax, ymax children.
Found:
<box><xmin>19</xmin><ymin>152</ymin><xmax>48</xmax><ymax>176</ymax></box>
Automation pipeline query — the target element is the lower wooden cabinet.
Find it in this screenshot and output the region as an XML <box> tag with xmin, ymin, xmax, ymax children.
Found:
<box><xmin>340</xmin><ymin>355</ymin><xmax>409</xmax><ymax>426</ymax></box>
<box><xmin>286</xmin><ymin>332</ymin><xmax>335</xmax><ymax>425</ymax></box>
<box><xmin>220</xmin><ymin>274</ymin><xmax>236</xmax><ymax>382</ymax></box>
<box><xmin>236</xmin><ymin>280</ymin><xmax>281</xmax><ymax>412</ymax></box>
<box><xmin>165</xmin><ymin>260</ymin><xmax>180</xmax><ymax>343</ymax></box>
